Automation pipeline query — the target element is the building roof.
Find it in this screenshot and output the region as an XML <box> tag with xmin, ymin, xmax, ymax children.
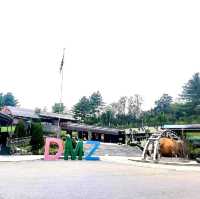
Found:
<box><xmin>2</xmin><ymin>106</ymin><xmax>39</xmax><ymax>119</ymax></box>
<box><xmin>62</xmin><ymin>123</ymin><xmax>124</xmax><ymax>135</ymax></box>
<box><xmin>163</xmin><ymin>124</ymin><xmax>200</xmax><ymax>130</ymax></box>
<box><xmin>39</xmin><ymin>112</ymin><xmax>76</xmax><ymax>122</ymax></box>
<box><xmin>0</xmin><ymin>112</ymin><xmax>13</xmax><ymax>125</ymax></box>
<box><xmin>1</xmin><ymin>106</ymin><xmax>76</xmax><ymax>122</ymax></box>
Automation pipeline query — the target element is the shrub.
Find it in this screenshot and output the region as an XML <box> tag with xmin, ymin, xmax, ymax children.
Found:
<box><xmin>30</xmin><ymin>122</ymin><xmax>44</xmax><ymax>154</ymax></box>
<box><xmin>14</xmin><ymin>119</ymin><xmax>26</xmax><ymax>138</ymax></box>
<box><xmin>60</xmin><ymin>131</ymin><xmax>67</xmax><ymax>140</ymax></box>
<box><xmin>186</xmin><ymin>138</ymin><xmax>200</xmax><ymax>159</ymax></box>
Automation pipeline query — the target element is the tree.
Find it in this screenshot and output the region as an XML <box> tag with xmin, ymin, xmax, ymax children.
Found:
<box><xmin>73</xmin><ymin>91</ymin><xmax>104</xmax><ymax>123</ymax></box>
<box><xmin>117</xmin><ymin>96</ymin><xmax>127</xmax><ymax>115</ymax></box>
<box><xmin>35</xmin><ymin>107</ymin><xmax>41</xmax><ymax>114</ymax></box>
<box><xmin>182</xmin><ymin>72</ymin><xmax>200</xmax><ymax>105</ymax></box>
<box><xmin>52</xmin><ymin>103</ymin><xmax>65</xmax><ymax>113</ymax></box>
<box><xmin>170</xmin><ymin>102</ymin><xmax>188</xmax><ymax>121</ymax></box>
<box><xmin>128</xmin><ymin>95</ymin><xmax>143</xmax><ymax>119</ymax></box>
<box><xmin>89</xmin><ymin>91</ymin><xmax>104</xmax><ymax>115</ymax></box>
<box><xmin>151</xmin><ymin>94</ymin><xmax>173</xmax><ymax>126</ymax></box>
<box><xmin>110</xmin><ymin>102</ymin><xmax>118</xmax><ymax>116</ymax></box>
<box><xmin>127</xmin><ymin>96</ymin><xmax>134</xmax><ymax>115</ymax></box>
<box><xmin>73</xmin><ymin>96</ymin><xmax>91</xmax><ymax>120</ymax></box>
<box><xmin>0</xmin><ymin>93</ymin><xmax>3</xmax><ymax>108</ymax></box>
<box><xmin>2</xmin><ymin>92</ymin><xmax>18</xmax><ymax>107</ymax></box>
<box><xmin>14</xmin><ymin>119</ymin><xmax>26</xmax><ymax>138</ymax></box>
<box><xmin>100</xmin><ymin>107</ymin><xmax>114</xmax><ymax>127</ymax></box>
<box><xmin>154</xmin><ymin>94</ymin><xmax>173</xmax><ymax>113</ymax></box>
<box><xmin>30</xmin><ymin>122</ymin><xmax>44</xmax><ymax>154</ymax></box>
<box><xmin>42</xmin><ymin>106</ymin><xmax>47</xmax><ymax>112</ymax></box>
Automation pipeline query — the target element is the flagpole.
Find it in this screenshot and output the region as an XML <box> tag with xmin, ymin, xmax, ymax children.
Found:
<box><xmin>60</xmin><ymin>49</ymin><xmax>65</xmax><ymax>108</ymax></box>
<box><xmin>57</xmin><ymin>48</ymin><xmax>65</xmax><ymax>138</ymax></box>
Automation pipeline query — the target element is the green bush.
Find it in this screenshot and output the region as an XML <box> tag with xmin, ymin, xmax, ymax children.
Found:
<box><xmin>49</xmin><ymin>144</ymin><xmax>59</xmax><ymax>155</ymax></box>
<box><xmin>186</xmin><ymin>134</ymin><xmax>200</xmax><ymax>159</ymax></box>
<box><xmin>30</xmin><ymin>122</ymin><xmax>44</xmax><ymax>154</ymax></box>
<box><xmin>60</xmin><ymin>131</ymin><xmax>67</xmax><ymax>140</ymax></box>
<box><xmin>14</xmin><ymin>119</ymin><xmax>26</xmax><ymax>138</ymax></box>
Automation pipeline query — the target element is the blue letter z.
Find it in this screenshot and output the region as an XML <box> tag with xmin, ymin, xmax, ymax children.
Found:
<box><xmin>84</xmin><ymin>141</ymin><xmax>100</xmax><ymax>160</ymax></box>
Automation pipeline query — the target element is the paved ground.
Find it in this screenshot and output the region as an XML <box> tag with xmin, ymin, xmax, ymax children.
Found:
<box><xmin>0</xmin><ymin>160</ymin><xmax>200</xmax><ymax>199</ymax></box>
<box><xmin>84</xmin><ymin>142</ymin><xmax>142</xmax><ymax>157</ymax></box>
<box><xmin>0</xmin><ymin>155</ymin><xmax>43</xmax><ymax>162</ymax></box>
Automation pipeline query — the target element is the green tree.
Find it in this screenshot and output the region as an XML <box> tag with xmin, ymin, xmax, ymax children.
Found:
<box><xmin>151</xmin><ymin>94</ymin><xmax>173</xmax><ymax>126</ymax></box>
<box><xmin>52</xmin><ymin>103</ymin><xmax>65</xmax><ymax>113</ymax></box>
<box><xmin>89</xmin><ymin>91</ymin><xmax>104</xmax><ymax>115</ymax></box>
<box><xmin>154</xmin><ymin>94</ymin><xmax>173</xmax><ymax>113</ymax></box>
<box><xmin>170</xmin><ymin>103</ymin><xmax>187</xmax><ymax>121</ymax></box>
<box><xmin>14</xmin><ymin>119</ymin><xmax>26</xmax><ymax>138</ymax></box>
<box><xmin>2</xmin><ymin>92</ymin><xmax>18</xmax><ymax>107</ymax></box>
<box><xmin>100</xmin><ymin>108</ymin><xmax>114</xmax><ymax>127</ymax></box>
<box><xmin>182</xmin><ymin>72</ymin><xmax>200</xmax><ymax>105</ymax></box>
<box><xmin>177</xmin><ymin>72</ymin><xmax>200</xmax><ymax>121</ymax></box>
<box><xmin>0</xmin><ymin>93</ymin><xmax>3</xmax><ymax>108</ymax></box>
<box><xmin>73</xmin><ymin>91</ymin><xmax>104</xmax><ymax>124</ymax></box>
<box><xmin>73</xmin><ymin>96</ymin><xmax>91</xmax><ymax>120</ymax></box>
<box><xmin>30</xmin><ymin>122</ymin><xmax>44</xmax><ymax>154</ymax></box>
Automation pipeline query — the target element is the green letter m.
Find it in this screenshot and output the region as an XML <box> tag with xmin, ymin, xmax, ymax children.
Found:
<box><xmin>64</xmin><ymin>136</ymin><xmax>84</xmax><ymax>160</ymax></box>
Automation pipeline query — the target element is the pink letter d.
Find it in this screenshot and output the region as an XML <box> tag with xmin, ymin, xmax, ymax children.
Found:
<box><xmin>44</xmin><ymin>138</ymin><xmax>64</xmax><ymax>160</ymax></box>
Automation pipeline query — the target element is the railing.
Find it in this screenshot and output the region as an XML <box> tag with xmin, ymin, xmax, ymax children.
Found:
<box><xmin>10</xmin><ymin>136</ymin><xmax>31</xmax><ymax>146</ymax></box>
<box><xmin>42</xmin><ymin>123</ymin><xmax>60</xmax><ymax>133</ymax></box>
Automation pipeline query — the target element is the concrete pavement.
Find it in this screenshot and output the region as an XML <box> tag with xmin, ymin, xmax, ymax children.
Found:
<box><xmin>101</xmin><ymin>156</ymin><xmax>200</xmax><ymax>172</ymax></box>
<box><xmin>0</xmin><ymin>160</ymin><xmax>200</xmax><ymax>199</ymax></box>
<box><xmin>0</xmin><ymin>155</ymin><xmax>43</xmax><ymax>162</ymax></box>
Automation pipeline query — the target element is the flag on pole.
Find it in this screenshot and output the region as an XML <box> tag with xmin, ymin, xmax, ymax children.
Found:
<box><xmin>59</xmin><ymin>48</ymin><xmax>65</xmax><ymax>73</ymax></box>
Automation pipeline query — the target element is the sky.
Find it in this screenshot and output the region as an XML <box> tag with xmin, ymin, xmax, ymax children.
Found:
<box><xmin>0</xmin><ymin>0</ymin><xmax>200</xmax><ymax>111</ymax></box>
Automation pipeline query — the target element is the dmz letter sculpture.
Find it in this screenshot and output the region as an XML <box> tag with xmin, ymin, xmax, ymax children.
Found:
<box><xmin>44</xmin><ymin>137</ymin><xmax>64</xmax><ymax>160</ymax></box>
<box><xmin>84</xmin><ymin>141</ymin><xmax>100</xmax><ymax>161</ymax></box>
<box><xmin>64</xmin><ymin>135</ymin><xmax>84</xmax><ymax>160</ymax></box>
<box><xmin>44</xmin><ymin>136</ymin><xmax>100</xmax><ymax>161</ymax></box>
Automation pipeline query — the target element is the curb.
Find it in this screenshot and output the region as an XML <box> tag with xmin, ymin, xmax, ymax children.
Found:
<box><xmin>0</xmin><ymin>155</ymin><xmax>43</xmax><ymax>162</ymax></box>
<box><xmin>100</xmin><ymin>156</ymin><xmax>200</xmax><ymax>172</ymax></box>
<box><xmin>128</xmin><ymin>158</ymin><xmax>199</xmax><ymax>167</ymax></box>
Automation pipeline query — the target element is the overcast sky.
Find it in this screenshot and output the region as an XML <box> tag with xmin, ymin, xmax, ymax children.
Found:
<box><xmin>0</xmin><ymin>0</ymin><xmax>199</xmax><ymax>111</ymax></box>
